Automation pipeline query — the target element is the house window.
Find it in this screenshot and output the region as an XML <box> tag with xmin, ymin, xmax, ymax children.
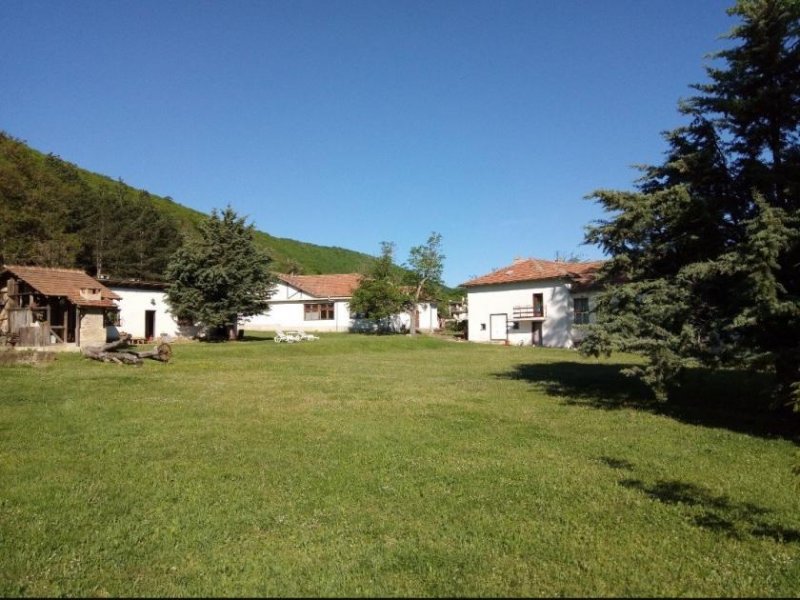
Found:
<box><xmin>574</xmin><ymin>297</ymin><xmax>590</xmax><ymax>325</ymax></box>
<box><xmin>304</xmin><ymin>302</ymin><xmax>335</xmax><ymax>321</ymax></box>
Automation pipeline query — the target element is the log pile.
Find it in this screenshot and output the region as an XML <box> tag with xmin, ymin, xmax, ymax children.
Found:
<box><xmin>82</xmin><ymin>334</ymin><xmax>172</xmax><ymax>365</ymax></box>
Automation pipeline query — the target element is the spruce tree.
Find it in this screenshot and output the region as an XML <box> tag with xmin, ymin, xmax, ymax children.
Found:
<box><xmin>165</xmin><ymin>206</ymin><xmax>275</xmax><ymax>340</ymax></box>
<box><xmin>583</xmin><ymin>0</ymin><xmax>800</xmax><ymax>406</ymax></box>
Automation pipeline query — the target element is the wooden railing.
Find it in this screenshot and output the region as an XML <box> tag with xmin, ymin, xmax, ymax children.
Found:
<box><xmin>513</xmin><ymin>305</ymin><xmax>545</xmax><ymax>319</ymax></box>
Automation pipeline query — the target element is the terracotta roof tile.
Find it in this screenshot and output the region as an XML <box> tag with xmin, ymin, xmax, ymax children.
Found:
<box><xmin>2</xmin><ymin>265</ymin><xmax>120</xmax><ymax>308</ymax></box>
<box><xmin>276</xmin><ymin>273</ymin><xmax>363</xmax><ymax>298</ymax></box>
<box><xmin>461</xmin><ymin>258</ymin><xmax>605</xmax><ymax>288</ymax></box>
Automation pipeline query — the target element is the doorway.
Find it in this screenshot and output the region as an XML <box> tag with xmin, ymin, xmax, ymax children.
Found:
<box><xmin>531</xmin><ymin>322</ymin><xmax>543</xmax><ymax>346</ymax></box>
<box><xmin>145</xmin><ymin>310</ymin><xmax>156</xmax><ymax>341</ymax></box>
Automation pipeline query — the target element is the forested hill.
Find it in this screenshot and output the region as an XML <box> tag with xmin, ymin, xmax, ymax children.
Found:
<box><xmin>0</xmin><ymin>131</ymin><xmax>380</xmax><ymax>280</ymax></box>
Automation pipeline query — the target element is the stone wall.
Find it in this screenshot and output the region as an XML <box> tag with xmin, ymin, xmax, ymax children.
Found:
<box><xmin>79</xmin><ymin>309</ymin><xmax>107</xmax><ymax>348</ymax></box>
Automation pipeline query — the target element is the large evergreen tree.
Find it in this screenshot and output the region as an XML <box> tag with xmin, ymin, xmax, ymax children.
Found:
<box><xmin>165</xmin><ymin>206</ymin><xmax>275</xmax><ymax>340</ymax></box>
<box><xmin>582</xmin><ymin>0</ymin><xmax>800</xmax><ymax>407</ymax></box>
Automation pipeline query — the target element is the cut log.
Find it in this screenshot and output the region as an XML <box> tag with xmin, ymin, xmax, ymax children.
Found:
<box><xmin>128</xmin><ymin>342</ymin><xmax>172</xmax><ymax>363</ymax></box>
<box><xmin>83</xmin><ymin>334</ymin><xmax>133</xmax><ymax>354</ymax></box>
<box><xmin>82</xmin><ymin>348</ymin><xmax>142</xmax><ymax>365</ymax></box>
<box><xmin>81</xmin><ymin>334</ymin><xmax>172</xmax><ymax>365</ymax></box>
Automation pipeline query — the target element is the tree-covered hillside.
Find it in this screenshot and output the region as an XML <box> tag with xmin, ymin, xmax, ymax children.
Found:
<box><xmin>0</xmin><ymin>132</ymin><xmax>382</xmax><ymax>279</ymax></box>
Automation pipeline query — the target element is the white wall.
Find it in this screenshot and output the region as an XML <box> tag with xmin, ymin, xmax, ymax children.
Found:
<box><xmin>110</xmin><ymin>287</ymin><xmax>183</xmax><ymax>340</ymax></box>
<box><xmin>419</xmin><ymin>302</ymin><xmax>439</xmax><ymax>332</ymax></box>
<box><xmin>243</xmin><ymin>280</ymin><xmax>350</xmax><ymax>332</ymax></box>
<box><xmin>246</xmin><ymin>298</ymin><xmax>352</xmax><ymax>332</ymax></box>
<box><xmin>113</xmin><ymin>280</ymin><xmax>440</xmax><ymax>337</ymax></box>
<box><xmin>466</xmin><ymin>280</ymin><xmax>590</xmax><ymax>348</ymax></box>
<box><xmin>244</xmin><ymin>281</ymin><xmax>439</xmax><ymax>333</ymax></box>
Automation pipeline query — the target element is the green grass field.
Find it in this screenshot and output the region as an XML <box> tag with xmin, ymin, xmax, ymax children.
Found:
<box><xmin>1</xmin><ymin>334</ymin><xmax>798</xmax><ymax>597</ymax></box>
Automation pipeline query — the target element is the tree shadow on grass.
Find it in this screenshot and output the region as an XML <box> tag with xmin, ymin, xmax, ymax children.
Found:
<box><xmin>237</xmin><ymin>334</ymin><xmax>276</xmax><ymax>343</ymax></box>
<box><xmin>499</xmin><ymin>362</ymin><xmax>799</xmax><ymax>441</ymax></box>
<box><xmin>596</xmin><ymin>455</ymin><xmax>800</xmax><ymax>544</ymax></box>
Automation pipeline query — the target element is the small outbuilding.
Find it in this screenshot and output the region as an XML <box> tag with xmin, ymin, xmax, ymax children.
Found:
<box><xmin>0</xmin><ymin>265</ymin><xmax>119</xmax><ymax>349</ymax></box>
<box><xmin>101</xmin><ymin>277</ymin><xmax>188</xmax><ymax>342</ymax></box>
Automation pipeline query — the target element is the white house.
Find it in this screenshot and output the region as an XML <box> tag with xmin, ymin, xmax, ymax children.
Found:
<box><xmin>103</xmin><ymin>273</ymin><xmax>439</xmax><ymax>339</ymax></box>
<box><xmin>103</xmin><ymin>278</ymin><xmax>185</xmax><ymax>341</ymax></box>
<box><xmin>246</xmin><ymin>273</ymin><xmax>439</xmax><ymax>334</ymax></box>
<box><xmin>461</xmin><ymin>257</ymin><xmax>604</xmax><ymax>348</ymax></box>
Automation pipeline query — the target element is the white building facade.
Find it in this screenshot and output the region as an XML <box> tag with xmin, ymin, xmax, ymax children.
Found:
<box><xmin>104</xmin><ymin>280</ymin><xmax>184</xmax><ymax>340</ymax></box>
<box><xmin>246</xmin><ymin>273</ymin><xmax>439</xmax><ymax>334</ymax></box>
<box><xmin>105</xmin><ymin>273</ymin><xmax>439</xmax><ymax>339</ymax></box>
<box><xmin>462</xmin><ymin>258</ymin><xmax>603</xmax><ymax>348</ymax></box>
<box><xmin>246</xmin><ymin>275</ymin><xmax>356</xmax><ymax>333</ymax></box>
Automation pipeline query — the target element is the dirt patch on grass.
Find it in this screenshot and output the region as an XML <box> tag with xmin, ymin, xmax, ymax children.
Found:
<box><xmin>0</xmin><ymin>348</ymin><xmax>57</xmax><ymax>366</ymax></box>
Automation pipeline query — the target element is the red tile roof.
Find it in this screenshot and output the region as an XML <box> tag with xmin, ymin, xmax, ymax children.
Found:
<box><xmin>461</xmin><ymin>258</ymin><xmax>605</xmax><ymax>288</ymax></box>
<box><xmin>2</xmin><ymin>265</ymin><xmax>120</xmax><ymax>308</ymax></box>
<box><xmin>276</xmin><ymin>273</ymin><xmax>363</xmax><ymax>298</ymax></box>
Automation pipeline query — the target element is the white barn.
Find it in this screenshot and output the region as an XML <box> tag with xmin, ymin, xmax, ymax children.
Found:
<box><xmin>462</xmin><ymin>258</ymin><xmax>604</xmax><ymax>348</ymax></box>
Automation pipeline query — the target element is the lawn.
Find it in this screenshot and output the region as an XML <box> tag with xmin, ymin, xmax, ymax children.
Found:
<box><xmin>1</xmin><ymin>333</ymin><xmax>798</xmax><ymax>597</ymax></box>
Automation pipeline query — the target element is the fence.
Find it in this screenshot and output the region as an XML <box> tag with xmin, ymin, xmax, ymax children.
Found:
<box><xmin>8</xmin><ymin>308</ymin><xmax>52</xmax><ymax>347</ymax></box>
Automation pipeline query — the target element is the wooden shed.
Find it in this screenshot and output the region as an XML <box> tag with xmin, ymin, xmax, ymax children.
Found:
<box><xmin>0</xmin><ymin>265</ymin><xmax>120</xmax><ymax>348</ymax></box>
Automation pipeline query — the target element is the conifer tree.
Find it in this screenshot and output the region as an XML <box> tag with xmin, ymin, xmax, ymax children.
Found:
<box><xmin>165</xmin><ymin>206</ymin><xmax>275</xmax><ymax>340</ymax></box>
<box><xmin>583</xmin><ymin>0</ymin><xmax>800</xmax><ymax>406</ymax></box>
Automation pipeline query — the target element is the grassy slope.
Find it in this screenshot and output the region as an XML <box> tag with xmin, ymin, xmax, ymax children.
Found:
<box><xmin>1</xmin><ymin>335</ymin><xmax>798</xmax><ymax>597</ymax></box>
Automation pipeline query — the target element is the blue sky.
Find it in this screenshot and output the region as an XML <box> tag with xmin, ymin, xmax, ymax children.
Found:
<box><xmin>1</xmin><ymin>0</ymin><xmax>736</xmax><ymax>286</ymax></box>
